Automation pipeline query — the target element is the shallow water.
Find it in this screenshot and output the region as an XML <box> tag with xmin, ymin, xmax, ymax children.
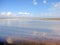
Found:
<box><xmin>0</xmin><ymin>19</ymin><xmax>60</xmax><ymax>41</ymax></box>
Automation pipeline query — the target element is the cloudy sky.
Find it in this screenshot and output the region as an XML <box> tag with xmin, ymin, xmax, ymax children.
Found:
<box><xmin>0</xmin><ymin>0</ymin><xmax>60</xmax><ymax>17</ymax></box>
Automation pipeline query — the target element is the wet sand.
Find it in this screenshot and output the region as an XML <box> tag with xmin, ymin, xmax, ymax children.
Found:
<box><xmin>0</xmin><ymin>36</ymin><xmax>60</xmax><ymax>45</ymax></box>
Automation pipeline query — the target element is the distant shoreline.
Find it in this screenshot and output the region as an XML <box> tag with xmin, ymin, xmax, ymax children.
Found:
<box><xmin>0</xmin><ymin>18</ymin><xmax>60</xmax><ymax>20</ymax></box>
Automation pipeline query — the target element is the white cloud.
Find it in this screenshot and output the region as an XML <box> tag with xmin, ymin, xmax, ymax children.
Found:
<box><xmin>34</xmin><ymin>2</ymin><xmax>37</xmax><ymax>5</ymax></box>
<box><xmin>0</xmin><ymin>12</ymin><xmax>33</xmax><ymax>17</ymax></box>
<box><xmin>40</xmin><ymin>12</ymin><xmax>55</xmax><ymax>18</ymax></box>
<box><xmin>7</xmin><ymin>12</ymin><xmax>12</xmax><ymax>16</ymax></box>
<box><xmin>43</xmin><ymin>2</ymin><xmax>60</xmax><ymax>18</ymax></box>
<box><xmin>33</xmin><ymin>0</ymin><xmax>37</xmax><ymax>5</ymax></box>
<box><xmin>48</xmin><ymin>2</ymin><xmax>60</xmax><ymax>11</ymax></box>
<box><xmin>18</xmin><ymin>12</ymin><xmax>30</xmax><ymax>15</ymax></box>
<box><xmin>24</xmin><ymin>12</ymin><xmax>29</xmax><ymax>15</ymax></box>
<box><xmin>43</xmin><ymin>0</ymin><xmax>47</xmax><ymax>4</ymax></box>
<box><xmin>18</xmin><ymin>12</ymin><xmax>24</xmax><ymax>14</ymax></box>
<box><xmin>1</xmin><ymin>12</ymin><xmax>6</xmax><ymax>15</ymax></box>
<box><xmin>0</xmin><ymin>12</ymin><xmax>17</xmax><ymax>17</ymax></box>
<box><xmin>53</xmin><ymin>2</ymin><xmax>60</xmax><ymax>8</ymax></box>
<box><xmin>18</xmin><ymin>12</ymin><xmax>33</xmax><ymax>17</ymax></box>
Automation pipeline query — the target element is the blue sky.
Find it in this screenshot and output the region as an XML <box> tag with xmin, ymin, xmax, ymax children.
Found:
<box><xmin>0</xmin><ymin>0</ymin><xmax>60</xmax><ymax>17</ymax></box>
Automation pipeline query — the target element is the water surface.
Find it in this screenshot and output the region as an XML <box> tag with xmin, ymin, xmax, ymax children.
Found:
<box><xmin>0</xmin><ymin>19</ymin><xmax>60</xmax><ymax>41</ymax></box>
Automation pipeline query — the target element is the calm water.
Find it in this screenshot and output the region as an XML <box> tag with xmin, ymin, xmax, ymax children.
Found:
<box><xmin>0</xmin><ymin>19</ymin><xmax>60</xmax><ymax>41</ymax></box>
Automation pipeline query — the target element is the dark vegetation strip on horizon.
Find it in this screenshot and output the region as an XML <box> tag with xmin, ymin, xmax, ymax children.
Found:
<box><xmin>0</xmin><ymin>17</ymin><xmax>60</xmax><ymax>20</ymax></box>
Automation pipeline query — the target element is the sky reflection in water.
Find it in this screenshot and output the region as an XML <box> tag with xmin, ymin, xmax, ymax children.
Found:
<box><xmin>0</xmin><ymin>19</ymin><xmax>60</xmax><ymax>39</ymax></box>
